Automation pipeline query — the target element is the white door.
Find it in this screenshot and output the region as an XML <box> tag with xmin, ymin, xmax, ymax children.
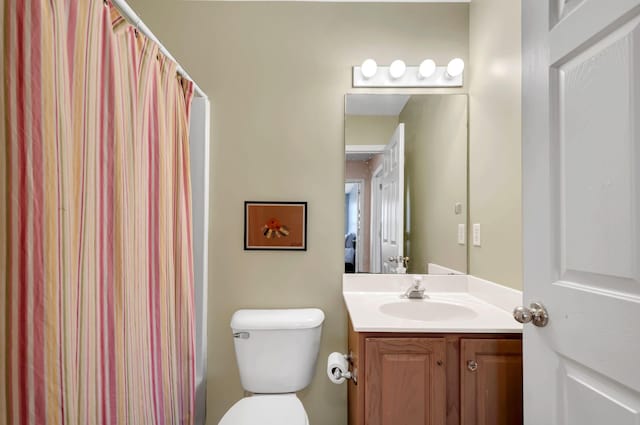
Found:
<box><xmin>381</xmin><ymin>124</ymin><xmax>405</xmax><ymax>273</ymax></box>
<box><xmin>370</xmin><ymin>165</ymin><xmax>384</xmax><ymax>274</ymax></box>
<box><xmin>522</xmin><ymin>1</ymin><xmax>640</xmax><ymax>424</ymax></box>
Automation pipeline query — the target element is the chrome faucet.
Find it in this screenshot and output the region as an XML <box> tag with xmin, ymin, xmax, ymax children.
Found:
<box><xmin>403</xmin><ymin>276</ymin><xmax>428</xmax><ymax>299</ymax></box>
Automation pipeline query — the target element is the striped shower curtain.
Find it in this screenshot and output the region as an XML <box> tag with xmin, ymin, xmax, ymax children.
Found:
<box><xmin>1</xmin><ymin>0</ymin><xmax>196</xmax><ymax>424</ymax></box>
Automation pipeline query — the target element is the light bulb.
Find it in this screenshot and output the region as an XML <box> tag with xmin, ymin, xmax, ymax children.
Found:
<box><xmin>361</xmin><ymin>59</ymin><xmax>378</xmax><ymax>79</ymax></box>
<box><xmin>389</xmin><ymin>60</ymin><xmax>406</xmax><ymax>79</ymax></box>
<box><xmin>418</xmin><ymin>59</ymin><xmax>436</xmax><ymax>79</ymax></box>
<box><xmin>446</xmin><ymin>58</ymin><xmax>465</xmax><ymax>78</ymax></box>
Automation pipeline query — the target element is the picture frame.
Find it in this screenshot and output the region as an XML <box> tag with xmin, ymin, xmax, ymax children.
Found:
<box><xmin>244</xmin><ymin>201</ymin><xmax>307</xmax><ymax>251</ymax></box>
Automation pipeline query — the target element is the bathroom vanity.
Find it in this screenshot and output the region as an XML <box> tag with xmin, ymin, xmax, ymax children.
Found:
<box><xmin>343</xmin><ymin>274</ymin><xmax>523</xmax><ymax>425</ymax></box>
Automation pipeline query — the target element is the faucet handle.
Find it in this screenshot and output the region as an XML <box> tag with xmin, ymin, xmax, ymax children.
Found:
<box><xmin>403</xmin><ymin>276</ymin><xmax>427</xmax><ymax>299</ymax></box>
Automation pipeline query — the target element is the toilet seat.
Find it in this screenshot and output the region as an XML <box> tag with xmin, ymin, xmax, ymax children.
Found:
<box><xmin>218</xmin><ymin>394</ymin><xmax>309</xmax><ymax>425</ymax></box>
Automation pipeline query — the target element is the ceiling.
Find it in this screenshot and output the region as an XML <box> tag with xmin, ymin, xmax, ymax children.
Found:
<box><xmin>345</xmin><ymin>94</ymin><xmax>410</xmax><ymax>116</ymax></box>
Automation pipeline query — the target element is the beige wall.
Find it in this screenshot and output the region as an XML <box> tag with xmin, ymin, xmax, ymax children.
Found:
<box><xmin>345</xmin><ymin>115</ymin><xmax>398</xmax><ymax>146</ymax></box>
<box><xmin>469</xmin><ymin>0</ymin><xmax>522</xmax><ymax>289</ymax></box>
<box><xmin>125</xmin><ymin>1</ymin><xmax>469</xmax><ymax>423</ymax></box>
<box><xmin>400</xmin><ymin>95</ymin><xmax>468</xmax><ymax>274</ymax></box>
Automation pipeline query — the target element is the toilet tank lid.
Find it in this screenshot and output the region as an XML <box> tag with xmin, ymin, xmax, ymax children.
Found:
<box><xmin>231</xmin><ymin>308</ymin><xmax>325</xmax><ymax>330</ymax></box>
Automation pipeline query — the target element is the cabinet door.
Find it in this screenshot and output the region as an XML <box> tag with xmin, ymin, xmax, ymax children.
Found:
<box><xmin>365</xmin><ymin>337</ymin><xmax>446</xmax><ymax>425</ymax></box>
<box><xmin>461</xmin><ymin>339</ymin><xmax>523</xmax><ymax>425</ymax></box>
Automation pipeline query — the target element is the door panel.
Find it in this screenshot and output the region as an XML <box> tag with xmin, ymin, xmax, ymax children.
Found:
<box><xmin>555</xmin><ymin>19</ymin><xmax>639</xmax><ymax>282</ymax></box>
<box><xmin>549</xmin><ymin>0</ymin><xmax>640</xmax><ymax>389</ymax></box>
<box><xmin>460</xmin><ymin>339</ymin><xmax>523</xmax><ymax>425</ymax></box>
<box><xmin>549</xmin><ymin>0</ymin><xmax>640</xmax><ymax>61</ymax></box>
<box><xmin>550</xmin><ymin>0</ymin><xmax>586</xmax><ymax>26</ymax></box>
<box><xmin>523</xmin><ymin>0</ymin><xmax>640</xmax><ymax>424</ymax></box>
<box><xmin>562</xmin><ymin>359</ymin><xmax>640</xmax><ymax>425</ymax></box>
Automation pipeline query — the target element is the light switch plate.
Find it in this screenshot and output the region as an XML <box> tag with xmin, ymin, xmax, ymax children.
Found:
<box><xmin>454</xmin><ymin>202</ymin><xmax>462</xmax><ymax>215</ymax></box>
<box><xmin>473</xmin><ymin>223</ymin><xmax>481</xmax><ymax>247</ymax></box>
<box><xmin>458</xmin><ymin>224</ymin><xmax>466</xmax><ymax>245</ymax></box>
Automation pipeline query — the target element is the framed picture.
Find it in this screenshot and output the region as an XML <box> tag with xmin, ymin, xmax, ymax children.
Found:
<box><xmin>244</xmin><ymin>201</ymin><xmax>307</xmax><ymax>251</ymax></box>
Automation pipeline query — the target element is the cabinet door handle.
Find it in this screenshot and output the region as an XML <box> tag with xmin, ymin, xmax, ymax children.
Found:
<box><xmin>467</xmin><ymin>360</ymin><xmax>478</xmax><ymax>372</ymax></box>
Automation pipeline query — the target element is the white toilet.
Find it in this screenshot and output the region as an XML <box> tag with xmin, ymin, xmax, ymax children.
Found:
<box><xmin>219</xmin><ymin>308</ymin><xmax>325</xmax><ymax>425</ymax></box>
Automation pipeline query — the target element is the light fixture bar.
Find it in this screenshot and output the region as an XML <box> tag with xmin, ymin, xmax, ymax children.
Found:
<box><xmin>352</xmin><ymin>65</ymin><xmax>463</xmax><ymax>88</ymax></box>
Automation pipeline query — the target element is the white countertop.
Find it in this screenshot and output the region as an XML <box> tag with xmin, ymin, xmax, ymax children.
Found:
<box><xmin>343</xmin><ymin>274</ymin><xmax>523</xmax><ymax>334</ymax></box>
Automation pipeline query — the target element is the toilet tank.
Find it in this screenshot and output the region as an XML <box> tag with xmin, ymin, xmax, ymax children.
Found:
<box><xmin>230</xmin><ymin>308</ymin><xmax>325</xmax><ymax>394</ymax></box>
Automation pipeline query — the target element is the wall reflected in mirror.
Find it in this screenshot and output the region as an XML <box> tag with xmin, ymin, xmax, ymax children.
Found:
<box><xmin>344</xmin><ymin>94</ymin><xmax>468</xmax><ymax>274</ymax></box>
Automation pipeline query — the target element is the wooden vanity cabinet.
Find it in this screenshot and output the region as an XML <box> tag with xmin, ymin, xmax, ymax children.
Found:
<box><xmin>347</xmin><ymin>320</ymin><xmax>522</xmax><ymax>425</ymax></box>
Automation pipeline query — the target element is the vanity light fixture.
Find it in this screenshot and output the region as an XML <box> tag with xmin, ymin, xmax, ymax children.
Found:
<box><xmin>361</xmin><ymin>59</ymin><xmax>378</xmax><ymax>79</ymax></box>
<box><xmin>418</xmin><ymin>59</ymin><xmax>436</xmax><ymax>79</ymax></box>
<box><xmin>389</xmin><ymin>60</ymin><xmax>406</xmax><ymax>79</ymax></box>
<box><xmin>446</xmin><ymin>58</ymin><xmax>465</xmax><ymax>78</ymax></box>
<box><xmin>353</xmin><ymin>58</ymin><xmax>464</xmax><ymax>88</ymax></box>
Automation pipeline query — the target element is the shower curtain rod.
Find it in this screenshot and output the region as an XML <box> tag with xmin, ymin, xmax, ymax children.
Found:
<box><xmin>111</xmin><ymin>0</ymin><xmax>207</xmax><ymax>99</ymax></box>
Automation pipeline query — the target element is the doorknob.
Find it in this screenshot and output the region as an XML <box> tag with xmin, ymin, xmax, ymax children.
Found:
<box><xmin>513</xmin><ymin>302</ymin><xmax>549</xmax><ymax>327</ymax></box>
<box><xmin>388</xmin><ymin>256</ymin><xmax>409</xmax><ymax>264</ymax></box>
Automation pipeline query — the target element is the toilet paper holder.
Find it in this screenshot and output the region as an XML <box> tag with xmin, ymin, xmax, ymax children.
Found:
<box><xmin>331</xmin><ymin>368</ymin><xmax>356</xmax><ymax>383</ymax></box>
<box><xmin>330</xmin><ymin>352</ymin><xmax>357</xmax><ymax>384</ymax></box>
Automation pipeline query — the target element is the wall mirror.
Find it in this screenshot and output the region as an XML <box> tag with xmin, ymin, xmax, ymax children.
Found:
<box><xmin>344</xmin><ymin>94</ymin><xmax>468</xmax><ymax>274</ymax></box>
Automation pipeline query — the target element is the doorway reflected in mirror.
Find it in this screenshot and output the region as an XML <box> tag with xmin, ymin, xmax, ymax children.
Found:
<box><xmin>345</xmin><ymin>181</ymin><xmax>363</xmax><ymax>273</ymax></box>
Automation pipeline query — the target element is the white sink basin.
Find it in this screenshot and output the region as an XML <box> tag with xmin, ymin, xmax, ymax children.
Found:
<box><xmin>379</xmin><ymin>300</ymin><xmax>478</xmax><ymax>322</ymax></box>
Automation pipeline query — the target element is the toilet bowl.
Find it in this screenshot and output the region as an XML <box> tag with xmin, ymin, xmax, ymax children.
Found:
<box><xmin>218</xmin><ymin>308</ymin><xmax>325</xmax><ymax>425</ymax></box>
<box><xmin>218</xmin><ymin>394</ymin><xmax>308</xmax><ymax>425</ymax></box>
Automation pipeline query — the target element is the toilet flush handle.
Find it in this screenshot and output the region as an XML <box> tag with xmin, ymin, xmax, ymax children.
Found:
<box><xmin>233</xmin><ymin>332</ymin><xmax>250</xmax><ymax>339</ymax></box>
